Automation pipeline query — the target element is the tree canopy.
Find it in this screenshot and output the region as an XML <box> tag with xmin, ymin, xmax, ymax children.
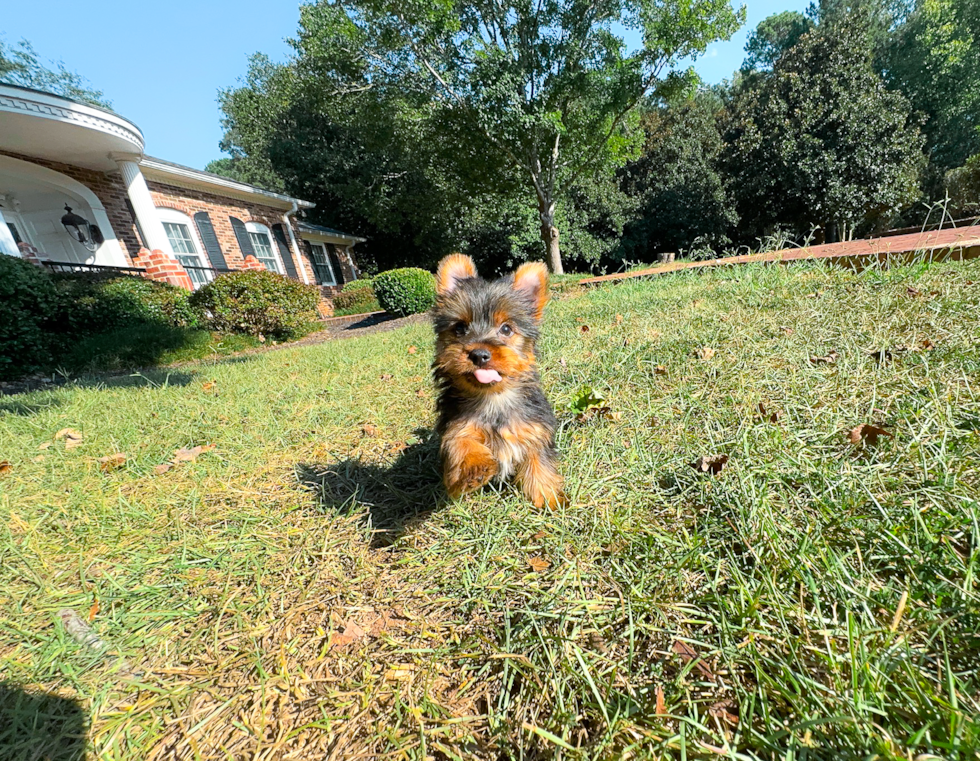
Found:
<box><xmin>0</xmin><ymin>38</ymin><xmax>110</xmax><ymax>108</ymax></box>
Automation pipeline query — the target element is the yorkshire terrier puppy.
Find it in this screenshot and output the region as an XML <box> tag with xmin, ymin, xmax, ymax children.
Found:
<box><xmin>432</xmin><ymin>254</ymin><xmax>567</xmax><ymax>509</ymax></box>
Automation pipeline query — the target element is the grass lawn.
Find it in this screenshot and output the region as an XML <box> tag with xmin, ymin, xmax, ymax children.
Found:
<box><xmin>1</xmin><ymin>258</ymin><xmax>979</xmax><ymax>759</ymax></box>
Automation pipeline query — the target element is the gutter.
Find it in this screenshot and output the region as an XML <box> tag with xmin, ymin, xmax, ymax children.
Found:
<box><xmin>283</xmin><ymin>202</ymin><xmax>311</xmax><ymax>284</ymax></box>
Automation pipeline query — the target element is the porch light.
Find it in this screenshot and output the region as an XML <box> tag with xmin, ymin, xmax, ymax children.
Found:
<box><xmin>61</xmin><ymin>204</ymin><xmax>103</xmax><ymax>251</ymax></box>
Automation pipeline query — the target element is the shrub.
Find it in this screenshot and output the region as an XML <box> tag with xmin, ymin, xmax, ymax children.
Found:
<box><xmin>50</xmin><ymin>274</ymin><xmax>199</xmax><ymax>335</ymax></box>
<box><xmin>332</xmin><ymin>278</ymin><xmax>380</xmax><ymax>315</ymax></box>
<box><xmin>0</xmin><ymin>255</ymin><xmax>58</xmax><ymax>379</ymax></box>
<box><xmin>372</xmin><ymin>268</ymin><xmax>436</xmax><ymax>316</ymax></box>
<box><xmin>190</xmin><ymin>270</ymin><xmax>320</xmax><ymax>339</ymax></box>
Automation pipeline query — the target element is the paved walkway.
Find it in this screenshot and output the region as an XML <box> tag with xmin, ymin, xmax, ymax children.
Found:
<box><xmin>579</xmin><ymin>225</ymin><xmax>980</xmax><ymax>286</ymax></box>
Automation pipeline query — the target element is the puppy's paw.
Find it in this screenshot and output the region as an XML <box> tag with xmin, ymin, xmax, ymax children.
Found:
<box><xmin>446</xmin><ymin>457</ymin><xmax>498</xmax><ymax>499</ymax></box>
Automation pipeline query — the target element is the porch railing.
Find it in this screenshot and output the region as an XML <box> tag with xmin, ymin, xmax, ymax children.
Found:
<box><xmin>42</xmin><ymin>260</ymin><xmax>147</xmax><ymax>277</ymax></box>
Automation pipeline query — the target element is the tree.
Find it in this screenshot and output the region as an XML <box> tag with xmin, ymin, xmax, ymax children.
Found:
<box><xmin>619</xmin><ymin>93</ymin><xmax>737</xmax><ymax>259</ymax></box>
<box><xmin>741</xmin><ymin>11</ymin><xmax>812</xmax><ymax>71</ymax></box>
<box><xmin>882</xmin><ymin>0</ymin><xmax>980</xmax><ymax>170</ymax></box>
<box><xmin>229</xmin><ymin>0</ymin><xmax>743</xmax><ymax>274</ymax></box>
<box><xmin>0</xmin><ymin>38</ymin><xmax>110</xmax><ymax>108</ymax></box>
<box><xmin>721</xmin><ymin>17</ymin><xmax>924</xmax><ymax>242</ymax></box>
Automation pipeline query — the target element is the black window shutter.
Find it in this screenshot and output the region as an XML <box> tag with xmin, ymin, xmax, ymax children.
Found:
<box><xmin>271</xmin><ymin>223</ymin><xmax>299</xmax><ymax>280</ymax></box>
<box><xmin>229</xmin><ymin>217</ymin><xmax>255</xmax><ymax>261</ymax></box>
<box><xmin>125</xmin><ymin>199</ymin><xmax>147</xmax><ymax>249</ymax></box>
<box><xmin>327</xmin><ymin>244</ymin><xmax>346</xmax><ymax>285</ymax></box>
<box><xmin>193</xmin><ymin>211</ymin><xmax>227</xmax><ymax>270</ymax></box>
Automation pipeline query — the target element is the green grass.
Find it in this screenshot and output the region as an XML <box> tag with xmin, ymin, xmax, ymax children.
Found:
<box><xmin>1</xmin><ymin>258</ymin><xmax>979</xmax><ymax>760</ymax></box>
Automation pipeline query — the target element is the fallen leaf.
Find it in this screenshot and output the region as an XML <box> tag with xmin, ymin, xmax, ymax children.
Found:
<box><xmin>153</xmin><ymin>463</ymin><xmax>173</xmax><ymax>475</ymax></box>
<box><xmin>870</xmin><ymin>346</ymin><xmax>908</xmax><ymax>364</ymax></box>
<box><xmin>529</xmin><ymin>530</ymin><xmax>549</xmax><ymax>541</ymax></box>
<box><xmin>380</xmin><ymin>373</ymin><xmax>394</xmax><ymax>382</ymax></box>
<box><xmin>0</xmin><ymin>461</ymin><xmax>11</xmax><ymax>476</ymax></box>
<box><xmin>690</xmin><ymin>454</ymin><xmax>729</xmax><ymax>476</ymax></box>
<box><xmin>558</xmin><ymin>357</ymin><xmax>567</xmax><ymax>368</ymax></box>
<box><xmin>906</xmin><ymin>287</ymin><xmax>923</xmax><ymax>298</ymax></box>
<box><xmin>527</xmin><ymin>556</ymin><xmax>551</xmax><ymax>573</ymax></box>
<box><xmin>96</xmin><ymin>453</ymin><xmax>127</xmax><ymax>472</ymax></box>
<box><xmin>568</xmin><ymin>387</ymin><xmax>606</xmax><ymax>415</ymax></box>
<box><xmin>809</xmin><ymin>350</ymin><xmax>838</xmax><ymax>365</ymax></box>
<box><xmin>202</xmin><ymin>381</ymin><xmax>216</xmax><ymax>392</ymax></box>
<box><xmin>415</xmin><ymin>388</ymin><xmax>426</xmax><ymax>397</ymax></box>
<box><xmin>655</xmin><ymin>685</ymin><xmax>666</xmax><ymax>715</ymax></box>
<box><xmin>695</xmin><ymin>347</ymin><xmax>716</xmax><ymax>360</ymax></box>
<box><xmin>407</xmin><ymin>345</ymin><xmax>418</xmax><ymax>354</ymax></box>
<box><xmin>920</xmin><ymin>339</ymin><xmax>935</xmax><ymax>351</ymax></box>
<box><xmin>330</xmin><ymin>620</ymin><xmax>367</xmax><ymax>650</ymax></box>
<box><xmin>361</xmin><ymin>424</ymin><xmax>379</xmax><ymax>438</ymax></box>
<box><xmin>580</xmin><ymin>325</ymin><xmax>590</xmax><ymax>333</ymax></box>
<box><xmin>88</xmin><ymin>599</ymin><xmax>100</xmax><ymax>622</ymax></box>
<box><xmin>709</xmin><ymin>699</ymin><xmax>739</xmax><ymax>726</ymax></box>
<box><xmin>55</xmin><ymin>428</ymin><xmax>83</xmax><ymax>449</ymax></box>
<box><xmin>257</xmin><ymin>334</ymin><xmax>266</xmax><ymax>343</ymax></box>
<box><xmin>654</xmin><ymin>365</ymin><xmax>668</xmax><ymax>376</ymax></box>
<box><xmin>38</xmin><ymin>442</ymin><xmax>51</xmax><ymax>451</ymax></box>
<box><xmin>691</xmin><ymin>299</ymin><xmax>703</xmax><ymax>307</ymax></box>
<box><xmin>672</xmin><ymin>639</ymin><xmax>716</xmax><ymax>679</ymax></box>
<box><xmin>32</xmin><ymin>456</ymin><xmax>45</xmax><ymax>463</ymax></box>
<box><xmin>780</xmin><ymin>326</ymin><xmax>795</xmax><ymax>336</ymax></box>
<box><xmin>757</xmin><ymin>403</ymin><xmax>780</xmax><ymax>424</ymax></box>
<box><xmin>171</xmin><ymin>445</ymin><xmax>214</xmax><ymax>463</ymax></box>
<box><xmin>615</xmin><ymin>313</ymin><xmax>624</xmax><ymax>324</ymax></box>
<box><xmin>848</xmin><ymin>424</ymin><xmax>893</xmax><ymax>446</ymax></box>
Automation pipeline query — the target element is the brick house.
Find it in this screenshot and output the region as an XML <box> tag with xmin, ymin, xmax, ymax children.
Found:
<box><xmin>0</xmin><ymin>83</ymin><xmax>364</xmax><ymax>296</ymax></box>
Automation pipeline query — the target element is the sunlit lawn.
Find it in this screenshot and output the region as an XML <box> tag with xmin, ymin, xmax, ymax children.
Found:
<box><xmin>1</xmin><ymin>258</ymin><xmax>979</xmax><ymax>760</ymax></box>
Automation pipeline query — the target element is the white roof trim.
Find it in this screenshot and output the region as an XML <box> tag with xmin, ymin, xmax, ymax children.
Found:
<box><xmin>300</xmin><ymin>230</ymin><xmax>367</xmax><ymax>244</ymax></box>
<box><xmin>139</xmin><ymin>156</ymin><xmax>315</xmax><ymax>210</ymax></box>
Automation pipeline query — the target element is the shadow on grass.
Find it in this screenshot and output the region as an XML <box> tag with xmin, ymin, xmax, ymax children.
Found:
<box><xmin>296</xmin><ymin>431</ymin><xmax>444</xmax><ymax>547</ymax></box>
<box><xmin>0</xmin><ymin>683</ymin><xmax>87</xmax><ymax>761</ymax></box>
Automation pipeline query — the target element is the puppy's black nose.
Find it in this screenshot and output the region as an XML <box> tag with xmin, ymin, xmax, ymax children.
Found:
<box><xmin>468</xmin><ymin>348</ymin><xmax>492</xmax><ymax>367</ymax></box>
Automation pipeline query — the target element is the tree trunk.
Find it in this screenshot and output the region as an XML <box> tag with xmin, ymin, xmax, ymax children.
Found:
<box><xmin>538</xmin><ymin>197</ymin><xmax>564</xmax><ymax>275</ymax></box>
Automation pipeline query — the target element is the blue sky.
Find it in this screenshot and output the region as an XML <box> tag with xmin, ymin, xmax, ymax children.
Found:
<box><xmin>4</xmin><ymin>0</ymin><xmax>809</xmax><ymax>171</ymax></box>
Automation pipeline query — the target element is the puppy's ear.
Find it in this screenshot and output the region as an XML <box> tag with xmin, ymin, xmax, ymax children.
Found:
<box><xmin>513</xmin><ymin>261</ymin><xmax>550</xmax><ymax>320</ymax></box>
<box><xmin>436</xmin><ymin>254</ymin><xmax>478</xmax><ymax>296</ymax></box>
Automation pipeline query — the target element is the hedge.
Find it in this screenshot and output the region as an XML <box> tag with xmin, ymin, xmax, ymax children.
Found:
<box><xmin>372</xmin><ymin>268</ymin><xmax>436</xmax><ymax>316</ymax></box>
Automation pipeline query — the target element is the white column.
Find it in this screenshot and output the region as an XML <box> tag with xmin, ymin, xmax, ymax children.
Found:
<box><xmin>112</xmin><ymin>155</ymin><xmax>173</xmax><ymax>255</ymax></box>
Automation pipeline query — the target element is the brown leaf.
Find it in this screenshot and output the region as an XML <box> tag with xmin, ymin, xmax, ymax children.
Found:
<box><xmin>0</xmin><ymin>461</ymin><xmax>11</xmax><ymax>476</ymax></box>
<box><xmin>655</xmin><ymin>684</ymin><xmax>666</xmax><ymax>715</ymax></box>
<box><xmin>361</xmin><ymin>423</ymin><xmax>379</xmax><ymax>438</ymax></box>
<box><xmin>671</xmin><ymin>639</ymin><xmax>716</xmax><ymax>679</ymax></box>
<box><xmin>709</xmin><ymin>699</ymin><xmax>739</xmax><ymax>726</ymax></box>
<box><xmin>906</xmin><ymin>286</ymin><xmax>923</xmax><ymax>298</ymax></box>
<box><xmin>695</xmin><ymin>347</ymin><xmax>716</xmax><ymax>360</ymax></box>
<box><xmin>809</xmin><ymin>350</ymin><xmax>838</xmax><ymax>365</ymax></box>
<box><xmin>654</xmin><ymin>365</ymin><xmax>668</xmax><ymax>376</ymax></box>
<box><xmin>529</xmin><ymin>530</ymin><xmax>549</xmax><ymax>541</ymax></box>
<box><xmin>615</xmin><ymin>313</ymin><xmax>624</xmax><ymax>324</ymax></box>
<box><xmin>580</xmin><ymin>324</ymin><xmax>590</xmax><ymax>333</ymax></box>
<box><xmin>757</xmin><ymin>403</ymin><xmax>780</xmax><ymax>424</ymax></box>
<box><xmin>153</xmin><ymin>463</ymin><xmax>173</xmax><ymax>475</ymax></box>
<box><xmin>407</xmin><ymin>345</ymin><xmax>418</xmax><ymax>354</ymax></box>
<box><xmin>870</xmin><ymin>346</ymin><xmax>908</xmax><ymax>364</ymax></box>
<box><xmin>55</xmin><ymin>428</ymin><xmax>83</xmax><ymax>449</ymax></box>
<box><xmin>38</xmin><ymin>442</ymin><xmax>51</xmax><ymax>451</ymax></box>
<box><xmin>780</xmin><ymin>326</ymin><xmax>795</xmax><ymax>336</ymax></box>
<box><xmin>171</xmin><ymin>445</ymin><xmax>214</xmax><ymax>463</ymax></box>
<box><xmin>202</xmin><ymin>381</ymin><xmax>217</xmax><ymax>392</ymax></box>
<box><xmin>527</xmin><ymin>556</ymin><xmax>551</xmax><ymax>573</ymax></box>
<box><xmin>330</xmin><ymin>620</ymin><xmax>367</xmax><ymax>650</ymax></box>
<box><xmin>415</xmin><ymin>388</ymin><xmax>426</xmax><ymax>398</ymax></box>
<box><xmin>848</xmin><ymin>424</ymin><xmax>893</xmax><ymax>446</ymax></box>
<box><xmin>380</xmin><ymin>373</ymin><xmax>394</xmax><ymax>382</ymax></box>
<box><xmin>690</xmin><ymin>454</ymin><xmax>729</xmax><ymax>476</ymax></box>
<box><xmin>920</xmin><ymin>339</ymin><xmax>935</xmax><ymax>351</ymax></box>
<box><xmin>97</xmin><ymin>453</ymin><xmax>127</xmax><ymax>472</ymax></box>
<box><xmin>87</xmin><ymin>599</ymin><xmax>100</xmax><ymax>622</ymax></box>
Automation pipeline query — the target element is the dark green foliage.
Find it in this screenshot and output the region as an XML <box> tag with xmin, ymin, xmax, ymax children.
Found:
<box><xmin>190</xmin><ymin>270</ymin><xmax>320</xmax><ymax>340</ymax></box>
<box><xmin>620</xmin><ymin>96</ymin><xmax>737</xmax><ymax>260</ymax></box>
<box><xmin>722</xmin><ymin>18</ymin><xmax>925</xmax><ymax>243</ymax></box>
<box><xmin>947</xmin><ymin>154</ymin><xmax>980</xmax><ymax>216</ymax></box>
<box><xmin>741</xmin><ymin>11</ymin><xmax>813</xmax><ymax>71</ymax></box>
<box><xmin>332</xmin><ymin>279</ymin><xmax>379</xmax><ymax>315</ymax></box>
<box><xmin>372</xmin><ymin>268</ymin><xmax>436</xmax><ymax>316</ymax></box>
<box><xmin>0</xmin><ymin>256</ymin><xmax>58</xmax><ymax>379</ymax></box>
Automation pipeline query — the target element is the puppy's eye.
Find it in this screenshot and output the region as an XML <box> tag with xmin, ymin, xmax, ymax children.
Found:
<box><xmin>454</xmin><ymin>322</ymin><xmax>468</xmax><ymax>337</ymax></box>
<box><xmin>499</xmin><ymin>323</ymin><xmax>513</xmax><ymax>337</ymax></box>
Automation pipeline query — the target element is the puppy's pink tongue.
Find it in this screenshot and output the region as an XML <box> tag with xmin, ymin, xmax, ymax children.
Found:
<box><xmin>473</xmin><ymin>369</ymin><xmax>502</xmax><ymax>384</ymax></box>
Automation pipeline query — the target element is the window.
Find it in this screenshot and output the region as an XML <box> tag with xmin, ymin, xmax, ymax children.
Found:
<box><xmin>245</xmin><ymin>222</ymin><xmax>281</xmax><ymax>273</ymax></box>
<box><xmin>157</xmin><ymin>207</ymin><xmax>211</xmax><ymax>289</ymax></box>
<box><xmin>307</xmin><ymin>242</ymin><xmax>337</xmax><ymax>286</ymax></box>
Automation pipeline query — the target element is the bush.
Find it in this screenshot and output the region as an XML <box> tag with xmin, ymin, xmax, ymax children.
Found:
<box><xmin>372</xmin><ymin>268</ymin><xmax>436</xmax><ymax>316</ymax></box>
<box><xmin>50</xmin><ymin>274</ymin><xmax>199</xmax><ymax>335</ymax></box>
<box><xmin>190</xmin><ymin>270</ymin><xmax>320</xmax><ymax>339</ymax></box>
<box><xmin>332</xmin><ymin>278</ymin><xmax>380</xmax><ymax>315</ymax></box>
<box><xmin>0</xmin><ymin>255</ymin><xmax>58</xmax><ymax>379</ymax></box>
